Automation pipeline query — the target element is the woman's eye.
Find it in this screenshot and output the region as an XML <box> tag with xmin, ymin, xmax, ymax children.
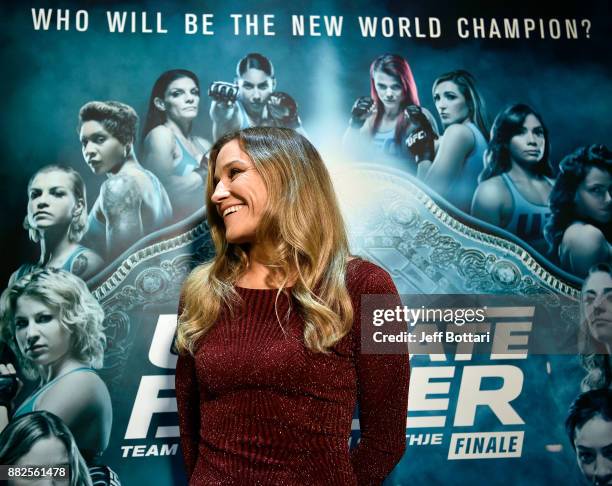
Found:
<box><xmin>578</xmin><ymin>452</ymin><xmax>595</xmax><ymax>464</ymax></box>
<box><xmin>229</xmin><ymin>168</ymin><xmax>242</xmax><ymax>178</ymax></box>
<box><xmin>14</xmin><ymin>319</ymin><xmax>27</xmax><ymax>329</ymax></box>
<box><xmin>36</xmin><ymin>314</ymin><xmax>53</xmax><ymax>324</ymax></box>
<box><xmin>192</xmin><ymin>89</ymin><xmax>200</xmax><ymax>96</ymax></box>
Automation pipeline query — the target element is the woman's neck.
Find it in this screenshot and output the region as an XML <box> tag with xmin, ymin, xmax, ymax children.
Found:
<box><xmin>508</xmin><ymin>160</ymin><xmax>540</xmax><ymax>181</ymax></box>
<box><xmin>38</xmin><ymin>228</ymin><xmax>75</xmax><ymax>267</ymax></box>
<box><xmin>164</xmin><ymin>118</ymin><xmax>192</xmax><ymax>139</ymax></box>
<box><xmin>237</xmin><ymin>251</ymin><xmax>295</xmax><ymax>289</ymax></box>
<box><xmin>383</xmin><ymin>106</ymin><xmax>401</xmax><ymax>120</ymax></box>
<box><xmin>44</xmin><ymin>356</ymin><xmax>85</xmax><ymax>383</ymax></box>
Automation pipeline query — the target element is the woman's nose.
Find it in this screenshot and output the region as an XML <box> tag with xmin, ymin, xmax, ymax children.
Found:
<box><xmin>211</xmin><ymin>181</ymin><xmax>230</xmax><ymax>204</ymax></box>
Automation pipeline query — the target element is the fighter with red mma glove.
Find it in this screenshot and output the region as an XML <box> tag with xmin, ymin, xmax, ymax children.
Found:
<box><xmin>404</xmin><ymin>104</ymin><xmax>438</xmax><ymax>164</ymax></box>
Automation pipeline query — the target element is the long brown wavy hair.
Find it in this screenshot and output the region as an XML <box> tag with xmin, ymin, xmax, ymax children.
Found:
<box><xmin>176</xmin><ymin>127</ymin><xmax>353</xmax><ymax>355</ymax></box>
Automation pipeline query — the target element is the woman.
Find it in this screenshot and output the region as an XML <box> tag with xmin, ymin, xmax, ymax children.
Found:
<box><xmin>471</xmin><ymin>104</ymin><xmax>554</xmax><ymax>255</ymax></box>
<box><xmin>579</xmin><ymin>263</ymin><xmax>612</xmax><ymax>391</ymax></box>
<box><xmin>0</xmin><ymin>411</ymin><xmax>92</xmax><ymax>486</ymax></box>
<box><xmin>0</xmin><ymin>269</ymin><xmax>112</xmax><ymax>464</ymax></box>
<box><xmin>545</xmin><ymin>144</ymin><xmax>612</xmax><ymax>278</ymax></box>
<box><xmin>343</xmin><ymin>53</ymin><xmax>438</xmax><ymax>170</ymax></box>
<box><xmin>175</xmin><ymin>127</ymin><xmax>410</xmax><ymax>485</ymax></box>
<box><xmin>12</xmin><ymin>165</ymin><xmax>103</xmax><ymax>283</ymax></box>
<box><xmin>565</xmin><ymin>389</ymin><xmax>612</xmax><ymax>486</ymax></box>
<box><xmin>412</xmin><ymin>70</ymin><xmax>489</xmax><ymax>213</ymax></box>
<box><xmin>141</xmin><ymin>69</ymin><xmax>212</xmax><ymax>221</ymax></box>
<box><xmin>79</xmin><ymin>101</ymin><xmax>173</xmax><ymax>259</ymax></box>
<box><xmin>208</xmin><ymin>52</ymin><xmax>304</xmax><ymax>140</ymax></box>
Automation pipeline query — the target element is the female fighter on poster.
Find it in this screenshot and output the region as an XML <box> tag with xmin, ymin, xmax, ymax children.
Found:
<box><xmin>175</xmin><ymin>127</ymin><xmax>410</xmax><ymax>485</ymax></box>
<box><xmin>0</xmin><ymin>269</ymin><xmax>112</xmax><ymax>465</ymax></box>
<box><xmin>545</xmin><ymin>144</ymin><xmax>612</xmax><ymax>278</ymax></box>
<box><xmin>566</xmin><ymin>389</ymin><xmax>612</xmax><ymax>486</ymax></box>
<box><xmin>471</xmin><ymin>104</ymin><xmax>554</xmax><ymax>255</ymax></box>
<box><xmin>343</xmin><ymin>53</ymin><xmax>438</xmax><ymax>172</ymax></box>
<box><xmin>579</xmin><ymin>263</ymin><xmax>612</xmax><ymax>391</ymax></box>
<box><xmin>141</xmin><ymin>69</ymin><xmax>212</xmax><ymax>221</ymax></box>
<box><xmin>406</xmin><ymin>70</ymin><xmax>489</xmax><ymax>213</ymax></box>
<box><xmin>0</xmin><ymin>411</ymin><xmax>93</xmax><ymax>486</ymax></box>
<box><xmin>208</xmin><ymin>53</ymin><xmax>305</xmax><ymax>140</ymax></box>
<box><xmin>78</xmin><ymin>101</ymin><xmax>173</xmax><ymax>260</ymax></box>
<box><xmin>11</xmin><ymin>165</ymin><xmax>103</xmax><ymax>283</ymax></box>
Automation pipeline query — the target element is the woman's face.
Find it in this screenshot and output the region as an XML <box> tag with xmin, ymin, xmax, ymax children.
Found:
<box><xmin>237</xmin><ymin>68</ymin><xmax>275</xmax><ymax>116</ymax></box>
<box><xmin>574</xmin><ymin>167</ymin><xmax>612</xmax><ymax>224</ymax></box>
<box><xmin>509</xmin><ymin>114</ymin><xmax>546</xmax><ymax>167</ymax></box>
<box><xmin>583</xmin><ymin>271</ymin><xmax>612</xmax><ymax>347</ymax></box>
<box><xmin>373</xmin><ymin>70</ymin><xmax>403</xmax><ymax>113</ymax></box>
<box><xmin>10</xmin><ymin>436</ymin><xmax>69</xmax><ymax>486</ymax></box>
<box><xmin>573</xmin><ymin>415</ymin><xmax>612</xmax><ymax>486</ymax></box>
<box><xmin>211</xmin><ymin>140</ymin><xmax>268</xmax><ymax>245</ymax></box>
<box><xmin>159</xmin><ymin>76</ymin><xmax>200</xmax><ymax>122</ymax></box>
<box><xmin>27</xmin><ymin>171</ymin><xmax>79</xmax><ymax>233</ymax></box>
<box><xmin>433</xmin><ymin>80</ymin><xmax>470</xmax><ymax>128</ymax></box>
<box><xmin>79</xmin><ymin>120</ymin><xmax>127</xmax><ymax>175</ymax></box>
<box><xmin>14</xmin><ymin>295</ymin><xmax>72</xmax><ymax>369</ymax></box>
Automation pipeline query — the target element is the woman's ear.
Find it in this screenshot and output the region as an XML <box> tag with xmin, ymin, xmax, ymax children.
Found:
<box><xmin>154</xmin><ymin>97</ymin><xmax>166</xmax><ymax>112</ymax></box>
<box><xmin>73</xmin><ymin>199</ymin><xmax>85</xmax><ymax>217</ymax></box>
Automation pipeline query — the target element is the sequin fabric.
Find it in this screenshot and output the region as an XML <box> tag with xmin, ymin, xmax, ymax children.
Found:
<box><xmin>175</xmin><ymin>259</ymin><xmax>410</xmax><ymax>485</ymax></box>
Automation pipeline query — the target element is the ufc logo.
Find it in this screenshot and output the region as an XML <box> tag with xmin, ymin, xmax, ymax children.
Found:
<box><xmin>407</xmin><ymin>130</ymin><xmax>426</xmax><ymax>146</ymax></box>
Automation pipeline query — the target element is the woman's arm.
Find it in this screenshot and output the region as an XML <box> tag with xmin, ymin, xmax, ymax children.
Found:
<box><xmin>419</xmin><ymin>123</ymin><xmax>475</xmax><ymax>196</ymax></box>
<box><xmin>71</xmin><ymin>248</ymin><xmax>105</xmax><ymax>281</ymax></box>
<box><xmin>471</xmin><ymin>177</ymin><xmax>511</xmax><ymax>227</ymax></box>
<box><xmin>100</xmin><ymin>174</ymin><xmax>144</xmax><ymax>257</ymax></box>
<box><xmin>175</xmin><ymin>351</ymin><xmax>201</xmax><ymax>480</ymax></box>
<box><xmin>350</xmin><ymin>266</ymin><xmax>410</xmax><ymax>485</ymax></box>
<box><xmin>562</xmin><ymin>224</ymin><xmax>612</xmax><ymax>278</ymax></box>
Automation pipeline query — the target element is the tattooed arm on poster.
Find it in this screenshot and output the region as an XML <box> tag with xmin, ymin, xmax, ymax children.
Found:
<box><xmin>96</xmin><ymin>174</ymin><xmax>144</xmax><ymax>259</ymax></box>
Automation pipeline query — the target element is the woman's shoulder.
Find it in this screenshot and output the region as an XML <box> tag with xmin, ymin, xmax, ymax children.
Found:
<box><xmin>346</xmin><ymin>258</ymin><xmax>397</xmax><ymax>294</ymax></box>
<box><xmin>563</xmin><ymin>222</ymin><xmax>606</xmax><ymax>244</ymax></box>
<box><xmin>561</xmin><ymin>222</ymin><xmax>609</xmax><ymax>255</ymax></box>
<box><xmin>194</xmin><ymin>135</ymin><xmax>212</xmax><ymax>152</ymax></box>
<box><xmin>38</xmin><ymin>369</ymin><xmax>109</xmax><ymax>409</ymax></box>
<box><xmin>71</xmin><ymin>247</ymin><xmax>104</xmax><ymax>279</ymax></box>
<box><xmin>146</xmin><ymin>124</ymin><xmax>175</xmax><ymax>142</ymax></box>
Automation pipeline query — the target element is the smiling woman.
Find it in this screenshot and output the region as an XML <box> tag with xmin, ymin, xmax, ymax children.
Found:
<box><xmin>175</xmin><ymin>127</ymin><xmax>410</xmax><ymax>485</ymax></box>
